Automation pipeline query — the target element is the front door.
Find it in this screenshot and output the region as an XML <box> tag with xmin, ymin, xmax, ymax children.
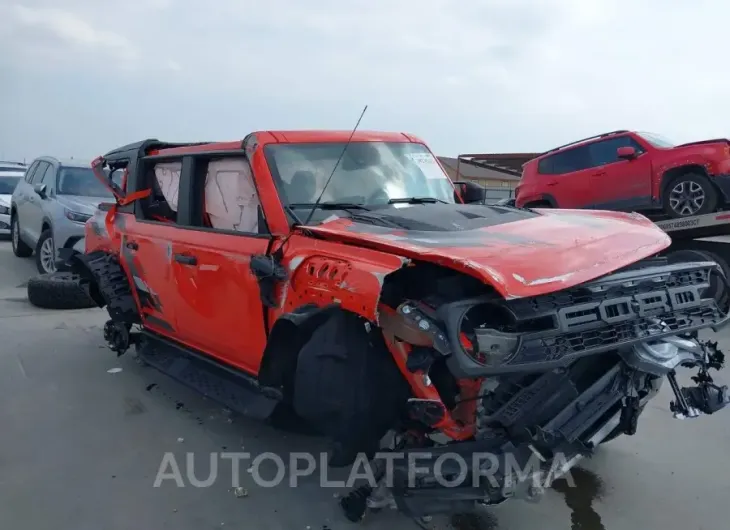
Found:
<box><xmin>26</xmin><ymin>162</ymin><xmax>57</xmax><ymax>241</ymax></box>
<box><xmin>170</xmin><ymin>156</ymin><xmax>270</xmax><ymax>375</ymax></box>
<box><xmin>17</xmin><ymin>161</ymin><xmax>48</xmax><ymax>243</ymax></box>
<box><xmin>587</xmin><ymin>136</ymin><xmax>652</xmax><ymax>211</ymax></box>
<box><xmin>172</xmin><ymin>232</ymin><xmax>270</xmax><ymax>375</ymax></box>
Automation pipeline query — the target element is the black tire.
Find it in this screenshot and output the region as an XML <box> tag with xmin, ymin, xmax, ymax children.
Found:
<box><xmin>10</xmin><ymin>214</ymin><xmax>33</xmax><ymax>257</ymax></box>
<box><xmin>35</xmin><ymin>229</ymin><xmax>56</xmax><ymax>274</ymax></box>
<box><xmin>27</xmin><ymin>272</ymin><xmax>97</xmax><ymax>310</ymax></box>
<box><xmin>291</xmin><ymin>311</ymin><xmax>411</xmax><ymax>465</ymax></box>
<box><xmin>662</xmin><ymin>173</ymin><xmax>718</xmax><ymax>218</ymax></box>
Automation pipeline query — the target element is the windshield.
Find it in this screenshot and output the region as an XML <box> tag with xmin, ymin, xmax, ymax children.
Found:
<box><xmin>0</xmin><ymin>176</ymin><xmax>21</xmax><ymax>194</ymax></box>
<box><xmin>264</xmin><ymin>141</ymin><xmax>455</xmax><ymax>219</ymax></box>
<box><xmin>57</xmin><ymin>167</ymin><xmax>115</xmax><ymax>197</ymax></box>
<box><xmin>637</xmin><ymin>132</ymin><xmax>675</xmax><ymax>148</ymax></box>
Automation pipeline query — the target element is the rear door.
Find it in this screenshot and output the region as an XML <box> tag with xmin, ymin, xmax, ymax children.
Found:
<box><xmin>586</xmin><ymin>136</ymin><xmax>652</xmax><ymax>210</ymax></box>
<box><xmin>115</xmin><ymin>159</ymin><xmax>184</xmax><ymax>337</ymax></box>
<box><xmin>537</xmin><ymin>145</ymin><xmax>595</xmax><ymax>207</ymax></box>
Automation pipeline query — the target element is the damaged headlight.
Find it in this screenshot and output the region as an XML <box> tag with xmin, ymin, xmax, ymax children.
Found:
<box><xmin>458</xmin><ymin>303</ymin><xmax>522</xmax><ymax>367</ymax></box>
<box><xmin>381</xmin><ymin>299</ymin><xmax>523</xmax><ymax>372</ymax></box>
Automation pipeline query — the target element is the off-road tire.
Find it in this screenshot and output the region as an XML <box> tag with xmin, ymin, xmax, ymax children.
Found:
<box><xmin>662</xmin><ymin>173</ymin><xmax>718</xmax><ymax>218</ymax></box>
<box><xmin>291</xmin><ymin>311</ymin><xmax>411</xmax><ymax>465</ymax></box>
<box><xmin>10</xmin><ymin>214</ymin><xmax>33</xmax><ymax>257</ymax></box>
<box><xmin>35</xmin><ymin>229</ymin><xmax>56</xmax><ymax>274</ymax></box>
<box><xmin>27</xmin><ymin>272</ymin><xmax>97</xmax><ymax>310</ymax></box>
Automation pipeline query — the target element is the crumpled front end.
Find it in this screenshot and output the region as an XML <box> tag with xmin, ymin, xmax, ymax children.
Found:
<box><xmin>364</xmin><ymin>256</ymin><xmax>730</xmax><ymax>518</ymax></box>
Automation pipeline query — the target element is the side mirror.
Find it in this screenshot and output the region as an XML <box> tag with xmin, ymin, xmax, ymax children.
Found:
<box><xmin>33</xmin><ymin>183</ymin><xmax>47</xmax><ymax>199</ymax></box>
<box><xmin>454</xmin><ymin>181</ymin><xmax>486</xmax><ymax>204</ymax></box>
<box><xmin>617</xmin><ymin>146</ymin><xmax>637</xmax><ymax>160</ymax></box>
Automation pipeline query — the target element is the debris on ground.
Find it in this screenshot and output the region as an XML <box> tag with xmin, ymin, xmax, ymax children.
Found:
<box><xmin>234</xmin><ymin>487</ymin><xmax>248</xmax><ymax>498</ymax></box>
<box><xmin>106</xmin><ymin>367</ymin><xmax>122</xmax><ymax>374</ymax></box>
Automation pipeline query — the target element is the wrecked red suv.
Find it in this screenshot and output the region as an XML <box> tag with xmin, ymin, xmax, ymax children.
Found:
<box><xmin>516</xmin><ymin>130</ymin><xmax>730</xmax><ymax>218</ymax></box>
<box><xmin>59</xmin><ymin>131</ymin><xmax>729</xmax><ymax>521</ymax></box>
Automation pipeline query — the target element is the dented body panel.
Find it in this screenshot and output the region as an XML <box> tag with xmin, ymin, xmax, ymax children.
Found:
<box><xmin>70</xmin><ymin>131</ymin><xmax>730</xmax><ymax>521</ymax></box>
<box><xmin>274</xmin><ymin>234</ymin><xmax>407</xmax><ymax>322</ymax></box>
<box><xmin>304</xmin><ymin>207</ymin><xmax>671</xmax><ymax>299</ymax></box>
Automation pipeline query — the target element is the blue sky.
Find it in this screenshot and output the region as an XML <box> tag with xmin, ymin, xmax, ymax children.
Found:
<box><xmin>1</xmin><ymin>0</ymin><xmax>728</xmax><ymax>162</ymax></box>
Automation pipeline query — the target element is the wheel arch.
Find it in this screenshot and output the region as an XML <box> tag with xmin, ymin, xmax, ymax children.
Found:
<box><xmin>60</xmin><ymin>250</ymin><xmax>106</xmax><ymax>307</ymax></box>
<box><xmin>59</xmin><ymin>249</ymin><xmax>140</xmax><ymax>322</ymax></box>
<box><xmin>41</xmin><ymin>216</ymin><xmax>53</xmax><ymax>232</ymax></box>
<box><xmin>660</xmin><ymin>164</ymin><xmax>714</xmax><ymax>198</ymax></box>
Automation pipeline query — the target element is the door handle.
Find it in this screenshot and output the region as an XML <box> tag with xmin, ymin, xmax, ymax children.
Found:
<box><xmin>174</xmin><ymin>254</ymin><xmax>197</xmax><ymax>266</ymax></box>
<box><xmin>546</xmin><ymin>180</ymin><xmax>558</xmax><ymax>187</ymax></box>
<box><xmin>592</xmin><ymin>171</ymin><xmax>607</xmax><ymax>177</ymax></box>
<box><xmin>126</xmin><ymin>241</ymin><xmax>138</xmax><ymax>250</ymax></box>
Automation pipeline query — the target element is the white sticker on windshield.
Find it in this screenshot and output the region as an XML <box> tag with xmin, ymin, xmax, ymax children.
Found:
<box><xmin>405</xmin><ymin>152</ymin><xmax>444</xmax><ymax>179</ymax></box>
<box><xmin>405</xmin><ymin>153</ymin><xmax>435</xmax><ymax>164</ymax></box>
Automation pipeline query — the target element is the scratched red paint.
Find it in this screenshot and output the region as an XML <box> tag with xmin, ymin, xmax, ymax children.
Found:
<box><xmin>305</xmin><ymin>208</ymin><xmax>671</xmax><ymax>299</ymax></box>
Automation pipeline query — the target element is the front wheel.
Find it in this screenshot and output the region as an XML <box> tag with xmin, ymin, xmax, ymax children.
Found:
<box><xmin>663</xmin><ymin>173</ymin><xmax>718</xmax><ymax>218</ymax></box>
<box><xmin>35</xmin><ymin>229</ymin><xmax>57</xmax><ymax>274</ymax></box>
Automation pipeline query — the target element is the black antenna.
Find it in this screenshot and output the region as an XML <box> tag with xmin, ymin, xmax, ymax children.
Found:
<box><xmin>301</xmin><ymin>105</ymin><xmax>368</xmax><ymax>227</ymax></box>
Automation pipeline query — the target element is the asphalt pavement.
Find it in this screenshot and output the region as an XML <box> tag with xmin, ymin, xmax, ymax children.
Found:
<box><xmin>1</xmin><ymin>237</ymin><xmax>729</xmax><ymax>530</ymax></box>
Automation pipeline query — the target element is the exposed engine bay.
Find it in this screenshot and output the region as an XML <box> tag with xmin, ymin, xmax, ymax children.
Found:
<box><xmin>336</xmin><ymin>256</ymin><xmax>730</xmax><ymax>520</ymax></box>
<box><xmin>74</xmin><ymin>136</ymin><xmax>730</xmax><ymax>525</ymax></box>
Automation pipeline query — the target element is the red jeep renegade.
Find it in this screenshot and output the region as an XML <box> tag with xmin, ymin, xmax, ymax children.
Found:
<box><xmin>515</xmin><ymin>130</ymin><xmax>730</xmax><ymax>218</ymax></box>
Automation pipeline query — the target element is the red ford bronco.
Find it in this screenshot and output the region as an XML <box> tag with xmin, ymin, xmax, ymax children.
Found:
<box><xmin>58</xmin><ymin>131</ymin><xmax>729</xmax><ymax>521</ymax></box>
<box><xmin>515</xmin><ymin>130</ymin><xmax>730</xmax><ymax>218</ymax></box>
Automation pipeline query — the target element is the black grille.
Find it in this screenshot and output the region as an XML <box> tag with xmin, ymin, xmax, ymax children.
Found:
<box><xmin>492</xmin><ymin>261</ymin><xmax>726</xmax><ymax>368</ymax></box>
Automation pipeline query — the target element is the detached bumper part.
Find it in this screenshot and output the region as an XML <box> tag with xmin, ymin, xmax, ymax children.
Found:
<box><xmin>622</xmin><ymin>335</ymin><xmax>729</xmax><ymax>418</ymax></box>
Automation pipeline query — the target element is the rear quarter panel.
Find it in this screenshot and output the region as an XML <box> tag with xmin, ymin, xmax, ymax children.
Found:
<box><xmin>651</xmin><ymin>144</ymin><xmax>729</xmax><ymax>198</ymax></box>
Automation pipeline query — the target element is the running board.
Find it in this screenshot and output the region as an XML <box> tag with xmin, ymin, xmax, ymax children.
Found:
<box><xmin>136</xmin><ymin>331</ymin><xmax>280</xmax><ymax>420</ymax></box>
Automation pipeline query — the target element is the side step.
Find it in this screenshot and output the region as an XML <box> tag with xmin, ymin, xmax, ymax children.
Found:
<box><xmin>136</xmin><ymin>332</ymin><xmax>280</xmax><ymax>420</ymax></box>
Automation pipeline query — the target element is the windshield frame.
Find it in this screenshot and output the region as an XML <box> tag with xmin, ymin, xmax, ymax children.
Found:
<box><xmin>637</xmin><ymin>132</ymin><xmax>675</xmax><ymax>148</ymax></box>
<box><xmin>263</xmin><ymin>141</ymin><xmax>456</xmax><ymax>226</ymax></box>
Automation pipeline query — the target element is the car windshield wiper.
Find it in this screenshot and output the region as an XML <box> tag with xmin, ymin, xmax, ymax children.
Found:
<box><xmin>387</xmin><ymin>197</ymin><xmax>448</xmax><ymax>204</ymax></box>
<box><xmin>289</xmin><ymin>202</ymin><xmax>371</xmax><ymax>211</ymax></box>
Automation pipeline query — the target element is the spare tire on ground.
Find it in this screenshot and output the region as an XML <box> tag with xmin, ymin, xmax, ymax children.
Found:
<box><xmin>27</xmin><ymin>272</ymin><xmax>97</xmax><ymax>310</ymax></box>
